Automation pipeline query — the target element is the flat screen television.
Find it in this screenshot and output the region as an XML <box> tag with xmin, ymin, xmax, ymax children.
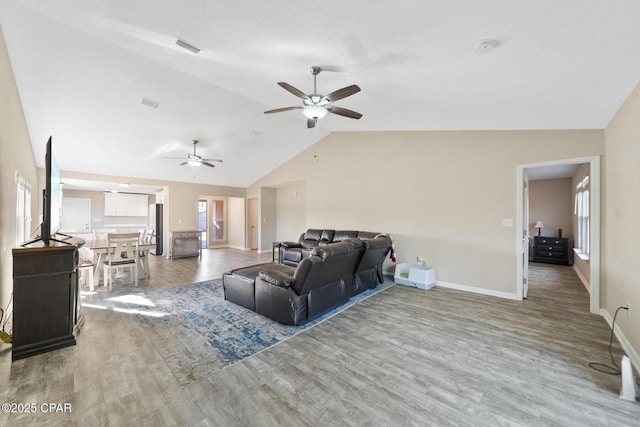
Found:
<box><xmin>41</xmin><ymin>136</ymin><xmax>63</xmax><ymax>244</ymax></box>
<box><xmin>21</xmin><ymin>136</ymin><xmax>74</xmax><ymax>246</ymax></box>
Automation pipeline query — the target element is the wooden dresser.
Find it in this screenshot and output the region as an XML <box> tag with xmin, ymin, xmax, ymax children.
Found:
<box><xmin>12</xmin><ymin>240</ymin><xmax>83</xmax><ymax>360</ymax></box>
<box><xmin>532</xmin><ymin>236</ymin><xmax>573</xmax><ymax>266</ymax></box>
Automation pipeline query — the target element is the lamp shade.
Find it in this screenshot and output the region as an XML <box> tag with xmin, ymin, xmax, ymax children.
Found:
<box><xmin>534</xmin><ymin>221</ymin><xmax>544</xmax><ymax>229</ymax></box>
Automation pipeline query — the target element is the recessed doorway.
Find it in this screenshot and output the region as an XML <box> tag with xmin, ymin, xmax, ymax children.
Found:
<box><xmin>516</xmin><ymin>155</ymin><xmax>601</xmax><ymax>314</ymax></box>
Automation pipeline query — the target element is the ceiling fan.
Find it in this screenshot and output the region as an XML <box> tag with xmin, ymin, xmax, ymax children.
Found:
<box><xmin>163</xmin><ymin>140</ymin><xmax>223</xmax><ymax>168</ymax></box>
<box><xmin>264</xmin><ymin>66</ymin><xmax>362</xmax><ymax>128</ymax></box>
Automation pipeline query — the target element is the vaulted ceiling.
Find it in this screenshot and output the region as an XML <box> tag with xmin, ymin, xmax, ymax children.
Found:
<box><xmin>2</xmin><ymin>1</ymin><xmax>639</xmax><ymax>188</ymax></box>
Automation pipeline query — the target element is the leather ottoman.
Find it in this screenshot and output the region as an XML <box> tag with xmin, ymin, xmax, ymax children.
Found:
<box><xmin>222</xmin><ymin>263</ymin><xmax>293</xmax><ymax>310</ymax></box>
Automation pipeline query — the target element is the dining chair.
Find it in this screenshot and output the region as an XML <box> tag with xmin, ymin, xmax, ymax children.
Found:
<box><xmin>93</xmin><ymin>228</ymin><xmax>112</xmax><ymax>241</ymax></box>
<box><xmin>77</xmin><ymin>245</ymin><xmax>96</xmax><ymax>291</ymax></box>
<box><xmin>103</xmin><ymin>232</ymin><xmax>140</xmax><ymax>291</ymax></box>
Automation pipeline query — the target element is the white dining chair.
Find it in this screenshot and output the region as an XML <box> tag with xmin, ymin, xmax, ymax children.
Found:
<box><xmin>103</xmin><ymin>232</ymin><xmax>140</xmax><ymax>291</ymax></box>
<box><xmin>93</xmin><ymin>228</ymin><xmax>112</xmax><ymax>241</ymax></box>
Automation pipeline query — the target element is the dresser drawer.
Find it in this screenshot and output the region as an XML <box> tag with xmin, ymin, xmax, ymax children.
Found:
<box><xmin>537</xmin><ymin>244</ymin><xmax>564</xmax><ymax>253</ymax></box>
<box><xmin>538</xmin><ymin>238</ymin><xmax>564</xmax><ymax>246</ymax></box>
<box><xmin>537</xmin><ymin>250</ymin><xmax>565</xmax><ymax>259</ymax></box>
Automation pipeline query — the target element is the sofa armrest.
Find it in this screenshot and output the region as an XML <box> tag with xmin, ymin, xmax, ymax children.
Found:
<box><xmin>280</xmin><ymin>241</ymin><xmax>302</xmax><ymax>249</ymax></box>
<box><xmin>258</xmin><ymin>270</ymin><xmax>294</xmax><ymax>288</ymax></box>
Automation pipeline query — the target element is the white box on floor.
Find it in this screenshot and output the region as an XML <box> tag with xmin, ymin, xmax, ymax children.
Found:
<box><xmin>394</xmin><ymin>263</ymin><xmax>436</xmax><ymax>290</ymax></box>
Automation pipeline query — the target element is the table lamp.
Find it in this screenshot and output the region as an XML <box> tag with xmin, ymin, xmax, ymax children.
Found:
<box><xmin>534</xmin><ymin>220</ymin><xmax>544</xmax><ymax>236</ymax></box>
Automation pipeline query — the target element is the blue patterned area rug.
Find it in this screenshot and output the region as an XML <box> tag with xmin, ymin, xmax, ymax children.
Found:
<box><xmin>121</xmin><ymin>278</ymin><xmax>394</xmax><ymax>386</ymax></box>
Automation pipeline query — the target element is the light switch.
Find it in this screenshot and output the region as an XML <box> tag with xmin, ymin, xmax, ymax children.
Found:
<box><xmin>502</xmin><ymin>218</ymin><xmax>514</xmax><ymax>227</ymax></box>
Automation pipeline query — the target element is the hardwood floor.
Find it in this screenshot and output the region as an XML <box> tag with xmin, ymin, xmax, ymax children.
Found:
<box><xmin>0</xmin><ymin>251</ymin><xmax>638</xmax><ymax>426</ymax></box>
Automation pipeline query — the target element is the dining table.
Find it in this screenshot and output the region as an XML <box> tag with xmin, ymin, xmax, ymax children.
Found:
<box><xmin>85</xmin><ymin>239</ymin><xmax>155</xmax><ymax>286</ymax></box>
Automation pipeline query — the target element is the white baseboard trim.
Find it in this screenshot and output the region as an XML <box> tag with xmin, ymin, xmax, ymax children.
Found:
<box><xmin>573</xmin><ymin>265</ymin><xmax>591</xmax><ymax>293</ymax></box>
<box><xmin>435</xmin><ymin>281</ymin><xmax>521</xmax><ymax>301</ymax></box>
<box><xmin>600</xmin><ymin>308</ymin><xmax>640</xmax><ymax>375</ymax></box>
<box><xmin>385</xmin><ymin>272</ymin><xmax>521</xmax><ymax>300</ymax></box>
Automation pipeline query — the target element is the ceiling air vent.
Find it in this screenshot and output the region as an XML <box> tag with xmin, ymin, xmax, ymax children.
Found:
<box><xmin>176</xmin><ymin>39</ymin><xmax>201</xmax><ymax>54</ymax></box>
<box><xmin>141</xmin><ymin>98</ymin><xmax>160</xmax><ymax>109</ymax></box>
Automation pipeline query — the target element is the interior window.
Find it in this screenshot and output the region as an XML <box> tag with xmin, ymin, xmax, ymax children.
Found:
<box><xmin>574</xmin><ymin>176</ymin><xmax>590</xmax><ymax>256</ymax></box>
<box><xmin>16</xmin><ymin>174</ymin><xmax>32</xmax><ymax>244</ymax></box>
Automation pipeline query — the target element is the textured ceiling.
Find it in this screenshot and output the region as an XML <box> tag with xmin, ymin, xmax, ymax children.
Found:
<box><xmin>2</xmin><ymin>0</ymin><xmax>640</xmax><ymax>188</ymax></box>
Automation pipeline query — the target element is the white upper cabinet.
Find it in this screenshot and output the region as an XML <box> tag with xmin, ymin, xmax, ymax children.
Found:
<box><xmin>104</xmin><ymin>193</ymin><xmax>149</xmax><ymax>216</ymax></box>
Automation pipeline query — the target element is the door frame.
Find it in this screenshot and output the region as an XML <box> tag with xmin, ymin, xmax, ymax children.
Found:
<box><xmin>248</xmin><ymin>198</ymin><xmax>259</xmax><ymax>250</ymax></box>
<box><xmin>198</xmin><ymin>198</ymin><xmax>208</xmax><ymax>248</ymax></box>
<box><xmin>522</xmin><ymin>170</ymin><xmax>529</xmax><ymax>299</ymax></box>
<box><xmin>516</xmin><ymin>155</ymin><xmax>601</xmax><ymax>314</ymax></box>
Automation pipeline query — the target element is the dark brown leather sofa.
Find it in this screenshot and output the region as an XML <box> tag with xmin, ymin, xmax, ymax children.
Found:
<box><xmin>279</xmin><ymin>229</ymin><xmax>383</xmax><ymax>267</ymax></box>
<box><xmin>223</xmin><ymin>233</ymin><xmax>392</xmax><ymax>325</ymax></box>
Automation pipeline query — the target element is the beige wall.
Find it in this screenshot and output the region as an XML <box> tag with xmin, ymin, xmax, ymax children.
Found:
<box><xmin>529</xmin><ymin>178</ymin><xmax>573</xmax><ymax>239</ymax></box>
<box><xmin>276</xmin><ymin>181</ymin><xmax>306</xmax><ymax>242</ymax></box>
<box><xmin>603</xmin><ymin>80</ymin><xmax>640</xmax><ymax>362</ymax></box>
<box><xmin>259</xmin><ymin>187</ymin><xmax>277</xmax><ymax>250</ymax></box>
<box><xmin>0</xmin><ymin>25</ymin><xmax>39</xmax><ymax>314</ymax></box>
<box><xmin>226</xmin><ymin>197</ymin><xmax>245</xmax><ymax>250</ymax></box>
<box><xmin>248</xmin><ymin>130</ymin><xmax>604</xmax><ymax>295</ymax></box>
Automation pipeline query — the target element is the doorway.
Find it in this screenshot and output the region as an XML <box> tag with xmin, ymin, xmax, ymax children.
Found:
<box><xmin>516</xmin><ymin>156</ymin><xmax>601</xmax><ymax>314</ymax></box>
<box><xmin>61</xmin><ymin>197</ymin><xmax>91</xmax><ymax>233</ymax></box>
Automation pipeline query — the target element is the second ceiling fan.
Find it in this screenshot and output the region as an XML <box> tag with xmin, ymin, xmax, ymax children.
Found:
<box><xmin>264</xmin><ymin>66</ymin><xmax>362</xmax><ymax>128</ymax></box>
<box><xmin>163</xmin><ymin>140</ymin><xmax>223</xmax><ymax>168</ymax></box>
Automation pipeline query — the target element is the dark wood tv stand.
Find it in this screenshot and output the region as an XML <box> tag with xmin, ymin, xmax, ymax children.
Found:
<box><xmin>11</xmin><ymin>239</ymin><xmax>84</xmax><ymax>360</ymax></box>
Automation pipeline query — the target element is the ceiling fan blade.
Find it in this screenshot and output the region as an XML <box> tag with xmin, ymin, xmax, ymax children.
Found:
<box><xmin>201</xmin><ymin>161</ymin><xmax>216</xmax><ymax>168</ymax></box>
<box><xmin>179</xmin><ymin>161</ymin><xmax>188</xmax><ymax>166</ymax></box>
<box><xmin>277</xmin><ymin>82</ymin><xmax>308</xmax><ymax>99</ymax></box>
<box><xmin>324</xmin><ymin>85</ymin><xmax>361</xmax><ymax>102</ymax></box>
<box><xmin>327</xmin><ymin>106</ymin><xmax>363</xmax><ymax>119</ymax></box>
<box><xmin>307</xmin><ymin>118</ymin><xmax>317</xmax><ymax>128</ymax></box>
<box><xmin>264</xmin><ymin>106</ymin><xmax>303</xmax><ymax>114</ymax></box>
<box><xmin>202</xmin><ymin>158</ymin><xmax>223</xmax><ymax>163</ymax></box>
<box><xmin>163</xmin><ymin>156</ymin><xmax>189</xmax><ymax>160</ymax></box>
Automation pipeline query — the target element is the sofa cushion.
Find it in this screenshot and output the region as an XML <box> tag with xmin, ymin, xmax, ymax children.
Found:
<box><xmin>301</xmin><ymin>229</ymin><xmax>323</xmax><ymax>248</ymax></box>
<box><xmin>354</xmin><ymin>235</ymin><xmax>392</xmax><ymax>292</ymax></box>
<box><xmin>282</xmin><ymin>248</ymin><xmax>303</xmax><ymax>264</ymax></box>
<box><xmin>357</xmin><ymin>231</ymin><xmax>382</xmax><ymax>240</ymax></box>
<box><xmin>319</xmin><ymin>229</ymin><xmax>335</xmax><ymax>244</ymax></box>
<box><xmin>333</xmin><ymin>230</ymin><xmax>359</xmax><ymax>242</ymax></box>
<box><xmin>296</xmin><ymin>240</ymin><xmax>363</xmax><ymax>295</ymax></box>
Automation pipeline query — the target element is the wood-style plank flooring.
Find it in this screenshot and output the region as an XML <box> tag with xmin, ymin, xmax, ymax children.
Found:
<box><xmin>0</xmin><ymin>249</ymin><xmax>638</xmax><ymax>426</ymax></box>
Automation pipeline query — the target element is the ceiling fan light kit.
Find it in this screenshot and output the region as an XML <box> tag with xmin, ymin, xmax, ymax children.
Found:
<box><xmin>303</xmin><ymin>105</ymin><xmax>328</xmax><ymax>119</ymax></box>
<box><xmin>264</xmin><ymin>66</ymin><xmax>362</xmax><ymax>128</ymax></box>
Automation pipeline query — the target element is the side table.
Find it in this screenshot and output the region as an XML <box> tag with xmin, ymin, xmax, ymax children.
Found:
<box><xmin>272</xmin><ymin>242</ymin><xmax>282</xmax><ymax>263</ymax></box>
